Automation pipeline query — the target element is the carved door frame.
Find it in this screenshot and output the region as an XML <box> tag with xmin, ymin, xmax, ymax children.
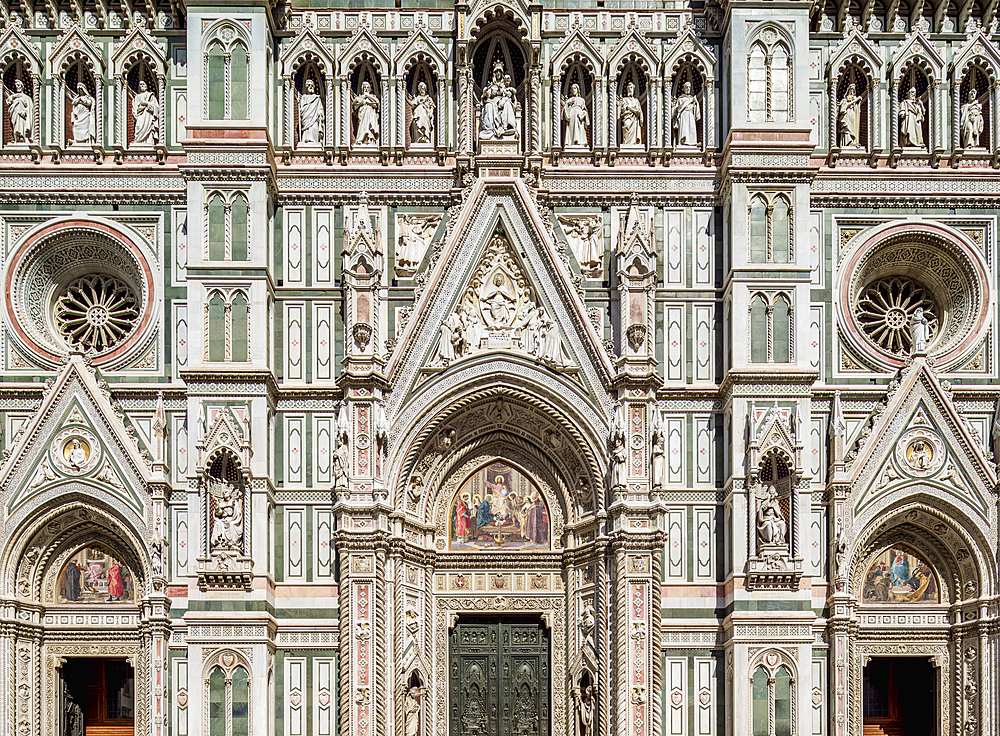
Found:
<box><xmin>434</xmin><ymin>595</ymin><xmax>566</xmax><ymax>736</ymax></box>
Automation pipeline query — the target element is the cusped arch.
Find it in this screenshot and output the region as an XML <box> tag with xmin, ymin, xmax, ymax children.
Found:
<box><xmin>339</xmin><ymin>27</ymin><xmax>390</xmax><ymax>78</ymax></box>
<box><xmin>395</xmin><ymin>29</ymin><xmax>447</xmax><ymax>78</ymax></box>
<box><xmin>468</xmin><ymin>2</ymin><xmax>530</xmax><ymax>41</ymax></box>
<box><xmin>202</xmin><ymin>19</ymin><xmax>252</xmax><ymax>50</ymax></box>
<box><xmin>607</xmin><ymin>29</ymin><xmax>658</xmax><ymax>79</ymax></box>
<box><xmin>428</xmin><ymin>442</ymin><xmax>566</xmax><ymax>552</ymax></box>
<box><xmin>664</xmin><ymin>29</ymin><xmax>717</xmax><ymax>81</ymax></box>
<box><xmin>2</xmin><ymin>497</ymin><xmax>149</xmax><ymax>603</ymax></box>
<box><xmin>551</xmin><ymin>30</ymin><xmax>603</xmax><ymax>77</ymax></box>
<box><xmin>846</xmin><ymin>497</ymin><xmax>995</xmax><ymax>602</ymax></box>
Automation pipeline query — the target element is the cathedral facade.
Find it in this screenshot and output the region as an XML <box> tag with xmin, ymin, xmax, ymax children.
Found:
<box><xmin>0</xmin><ymin>1</ymin><xmax>998</xmax><ymax>735</ymax></box>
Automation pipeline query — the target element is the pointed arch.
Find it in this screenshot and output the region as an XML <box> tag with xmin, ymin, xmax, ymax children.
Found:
<box><xmin>746</xmin><ymin>24</ymin><xmax>794</xmax><ymax>124</ymax></box>
<box><xmin>664</xmin><ymin>29</ymin><xmax>717</xmax><ymax>150</ymax></box>
<box><xmin>201</xmin><ymin>21</ymin><xmax>252</xmax><ymax>122</ymax></box>
<box><xmin>551</xmin><ymin>31</ymin><xmax>603</xmax><ymax>151</ymax></box>
<box><xmin>395</xmin><ymin>30</ymin><xmax>448</xmax><ymax>151</ymax></box>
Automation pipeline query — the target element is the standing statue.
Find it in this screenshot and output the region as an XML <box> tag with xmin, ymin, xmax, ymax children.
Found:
<box><xmin>299</xmin><ymin>79</ymin><xmax>325</xmax><ymax>146</ymax></box>
<box><xmin>562</xmin><ymin>82</ymin><xmax>590</xmax><ymax>148</ymax></box>
<box><xmin>618</xmin><ymin>81</ymin><xmax>644</xmax><ymax>146</ymax></box>
<box><xmin>7</xmin><ymin>78</ymin><xmax>32</xmax><ymax>143</ymax></box>
<box><xmin>67</xmin><ymin>83</ymin><xmax>95</xmax><ymax>146</ymax></box>
<box><xmin>408</xmin><ymin>81</ymin><xmax>435</xmax><ymax>145</ymax></box>
<box><xmin>404</xmin><ymin>686</ymin><xmax>421</xmax><ymax>736</ymax></box>
<box><xmin>672</xmin><ymin>80</ymin><xmax>701</xmax><ymax>147</ymax></box>
<box><xmin>650</xmin><ymin>417</ymin><xmax>666</xmax><ymax>491</ymax></box>
<box><xmin>610</xmin><ymin>436</ymin><xmax>627</xmax><ymax>490</ymax></box>
<box><xmin>910</xmin><ymin>306</ymin><xmax>930</xmax><ymax>354</ymax></box>
<box><xmin>132</xmin><ymin>80</ymin><xmax>159</xmax><ymax>146</ymax></box>
<box><xmin>837</xmin><ymin>82</ymin><xmax>862</xmax><ymax>148</ymax></box>
<box><xmin>353</xmin><ymin>80</ymin><xmax>380</xmax><ymax>146</ymax></box>
<box><xmin>574</xmin><ymin>684</ymin><xmax>596</xmax><ymax>736</ymax></box>
<box><xmin>756</xmin><ymin>487</ymin><xmax>788</xmax><ymax>547</ymax></box>
<box><xmin>899</xmin><ymin>86</ymin><xmax>925</xmax><ymax>148</ymax></box>
<box><xmin>208</xmin><ymin>479</ymin><xmax>244</xmax><ymax>552</ymax></box>
<box><xmin>961</xmin><ymin>86</ymin><xmax>985</xmax><ymax>148</ymax></box>
<box><xmin>557</xmin><ymin>215</ymin><xmax>604</xmax><ymax>274</ymax></box>
<box><xmin>479</xmin><ymin>59</ymin><xmax>518</xmax><ymax>140</ymax></box>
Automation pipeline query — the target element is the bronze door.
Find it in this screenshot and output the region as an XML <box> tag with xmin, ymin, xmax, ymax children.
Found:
<box><xmin>449</xmin><ymin>618</ymin><xmax>550</xmax><ymax>736</ymax></box>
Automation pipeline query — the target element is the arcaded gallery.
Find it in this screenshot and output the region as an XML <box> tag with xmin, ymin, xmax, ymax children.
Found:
<box><xmin>0</xmin><ymin>1</ymin><xmax>997</xmax><ymax>735</ymax></box>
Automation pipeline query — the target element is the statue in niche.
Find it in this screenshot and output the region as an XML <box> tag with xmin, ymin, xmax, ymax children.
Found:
<box><xmin>67</xmin><ymin>83</ymin><xmax>95</xmax><ymax>146</ymax></box>
<box><xmin>961</xmin><ymin>86</ymin><xmax>985</xmax><ymax>148</ymax></box>
<box><xmin>899</xmin><ymin>86</ymin><xmax>925</xmax><ymax>148</ymax></box>
<box><xmin>610</xmin><ymin>436</ymin><xmax>627</xmax><ymax>490</ymax></box>
<box><xmin>408</xmin><ymin>81</ymin><xmax>435</xmax><ymax>145</ymax></box>
<box><xmin>333</xmin><ymin>432</ymin><xmax>350</xmax><ymax>490</ymax></box>
<box><xmin>672</xmin><ymin>80</ymin><xmax>701</xmax><ymax>147</ymax></box>
<box><xmin>910</xmin><ymin>306</ymin><xmax>930</xmax><ymax>353</ymax></box>
<box><xmin>573</xmin><ymin>683</ymin><xmax>596</xmax><ymax>736</ymax></box>
<box><xmin>618</xmin><ymin>81</ymin><xmax>643</xmax><ymax>146</ymax></box>
<box><xmin>353</xmin><ymin>80</ymin><xmax>380</xmax><ymax>146</ymax></box>
<box><xmin>132</xmin><ymin>80</ymin><xmax>159</xmax><ymax>146</ymax></box>
<box><xmin>396</xmin><ymin>214</ymin><xmax>440</xmax><ymax>275</ymax></box>
<box><xmin>650</xmin><ymin>415</ymin><xmax>665</xmax><ymax>490</ymax></box>
<box><xmin>558</xmin><ymin>215</ymin><xmax>604</xmax><ymax>275</ymax></box>
<box><xmin>562</xmin><ymin>82</ymin><xmax>590</xmax><ymax>148</ymax></box>
<box><xmin>756</xmin><ymin>486</ymin><xmax>787</xmax><ymax>547</ymax></box>
<box><xmin>7</xmin><ymin>78</ymin><xmax>32</xmax><ymax>143</ymax></box>
<box><xmin>838</xmin><ymin>82</ymin><xmax>862</xmax><ymax>148</ymax></box>
<box><xmin>479</xmin><ymin>59</ymin><xmax>518</xmax><ymax>140</ymax></box>
<box><xmin>404</xmin><ymin>685</ymin><xmax>422</xmax><ymax>736</ymax></box>
<box><xmin>208</xmin><ymin>478</ymin><xmax>244</xmax><ymax>552</ymax></box>
<box><xmin>299</xmin><ymin>78</ymin><xmax>325</xmax><ymax>146</ymax></box>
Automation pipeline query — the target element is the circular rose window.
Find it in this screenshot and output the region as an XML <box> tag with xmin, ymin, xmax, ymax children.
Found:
<box><xmin>54</xmin><ymin>274</ymin><xmax>140</xmax><ymax>353</ymax></box>
<box><xmin>838</xmin><ymin>222</ymin><xmax>991</xmax><ymax>372</ymax></box>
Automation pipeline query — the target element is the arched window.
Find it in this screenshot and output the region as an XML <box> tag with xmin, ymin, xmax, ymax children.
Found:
<box><xmin>204</xmin><ymin>27</ymin><xmax>250</xmax><ymax>121</ymax></box>
<box><xmin>772</xmin><ymin>295</ymin><xmax>792</xmax><ymax>363</ymax></box>
<box><xmin>751</xmin><ymin>666</ymin><xmax>768</xmax><ymax>736</ymax></box>
<box><xmin>208</xmin><ymin>292</ymin><xmax>226</xmax><ymax>362</ymax></box>
<box><xmin>748</xmin><ymin>30</ymin><xmax>792</xmax><ymax>123</ymax></box>
<box><xmin>750</xmin><ymin>295</ymin><xmax>768</xmax><ymax>363</ymax></box>
<box><xmin>747</xmin><ymin>193</ymin><xmax>793</xmax><ymax>263</ymax></box>
<box><xmin>208</xmin><ymin>663</ymin><xmax>250</xmax><ymax>736</ymax></box>
<box><xmin>231</xmin><ymin>292</ymin><xmax>249</xmax><ymax>363</ymax></box>
<box><xmin>751</xmin><ymin>659</ymin><xmax>796</xmax><ymax>736</ymax></box>
<box><xmin>774</xmin><ymin>666</ymin><xmax>792</xmax><ymax>736</ymax></box>
<box><xmin>206</xmin><ymin>192</ymin><xmax>250</xmax><ymax>262</ymax></box>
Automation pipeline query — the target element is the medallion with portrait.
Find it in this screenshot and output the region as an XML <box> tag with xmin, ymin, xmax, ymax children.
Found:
<box><xmin>51</xmin><ymin>426</ymin><xmax>102</xmax><ymax>475</ymax></box>
<box><xmin>862</xmin><ymin>546</ymin><xmax>939</xmax><ymax>604</ymax></box>
<box><xmin>56</xmin><ymin>544</ymin><xmax>134</xmax><ymax>603</ymax></box>
<box><xmin>449</xmin><ymin>462</ymin><xmax>549</xmax><ymax>550</ymax></box>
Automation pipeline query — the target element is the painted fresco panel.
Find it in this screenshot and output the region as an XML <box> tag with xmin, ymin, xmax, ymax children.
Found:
<box><xmin>449</xmin><ymin>462</ymin><xmax>549</xmax><ymax>550</ymax></box>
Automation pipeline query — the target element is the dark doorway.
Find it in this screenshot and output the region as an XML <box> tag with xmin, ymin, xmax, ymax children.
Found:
<box><xmin>62</xmin><ymin>658</ymin><xmax>135</xmax><ymax>736</ymax></box>
<box><xmin>449</xmin><ymin>616</ymin><xmax>550</xmax><ymax>736</ymax></box>
<box><xmin>862</xmin><ymin>657</ymin><xmax>937</xmax><ymax>736</ymax></box>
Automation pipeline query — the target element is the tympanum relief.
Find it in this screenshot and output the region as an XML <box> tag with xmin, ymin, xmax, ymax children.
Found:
<box><xmin>557</xmin><ymin>215</ymin><xmax>604</xmax><ymax>276</ymax></box>
<box><xmin>395</xmin><ymin>213</ymin><xmax>441</xmax><ymax>277</ymax></box>
<box><xmin>449</xmin><ymin>462</ymin><xmax>550</xmax><ymax>550</ymax></box>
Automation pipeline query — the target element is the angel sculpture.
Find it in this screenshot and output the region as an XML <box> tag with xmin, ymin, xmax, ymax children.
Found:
<box><xmin>396</xmin><ymin>214</ymin><xmax>439</xmax><ymax>273</ymax></box>
<box><xmin>558</xmin><ymin>215</ymin><xmax>604</xmax><ymax>274</ymax></box>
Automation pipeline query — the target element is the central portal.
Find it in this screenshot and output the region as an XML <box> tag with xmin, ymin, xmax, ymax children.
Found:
<box><xmin>449</xmin><ymin>616</ymin><xmax>550</xmax><ymax>736</ymax></box>
<box><xmin>862</xmin><ymin>657</ymin><xmax>937</xmax><ymax>736</ymax></box>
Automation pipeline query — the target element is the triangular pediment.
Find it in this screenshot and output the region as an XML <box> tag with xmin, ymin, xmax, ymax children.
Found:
<box><xmin>847</xmin><ymin>358</ymin><xmax>996</xmax><ymax>536</ymax></box>
<box><xmin>0</xmin><ymin>25</ymin><xmax>41</xmax><ymax>72</ymax></box>
<box><xmin>550</xmin><ymin>29</ymin><xmax>604</xmax><ymax>75</ymax></box>
<box><xmin>281</xmin><ymin>26</ymin><xmax>335</xmax><ymax>73</ymax></box>
<box><xmin>394</xmin><ymin>27</ymin><xmax>447</xmax><ymax>76</ymax></box>
<box><xmin>829</xmin><ymin>29</ymin><xmax>883</xmax><ymax>78</ymax></box>
<box><xmin>199</xmin><ymin>404</ymin><xmax>250</xmax><ymax>471</ymax></box>
<box><xmin>50</xmin><ymin>26</ymin><xmax>105</xmax><ymax>74</ymax></box>
<box><xmin>663</xmin><ymin>28</ymin><xmax>717</xmax><ymax>78</ymax></box>
<box><xmin>608</xmin><ymin>28</ymin><xmax>659</xmax><ymax>77</ymax></box>
<box><xmin>338</xmin><ymin>26</ymin><xmax>390</xmax><ymax>76</ymax></box>
<box><xmin>953</xmin><ymin>31</ymin><xmax>1000</xmax><ymax>79</ymax></box>
<box><xmin>111</xmin><ymin>25</ymin><xmax>166</xmax><ymax>75</ymax></box>
<box><xmin>890</xmin><ymin>30</ymin><xmax>944</xmax><ymax>77</ymax></box>
<box><xmin>0</xmin><ymin>355</ymin><xmax>156</xmax><ymax>526</ymax></box>
<box><xmin>385</xmin><ymin>179</ymin><xmax>613</xmax><ymax>419</ymax></box>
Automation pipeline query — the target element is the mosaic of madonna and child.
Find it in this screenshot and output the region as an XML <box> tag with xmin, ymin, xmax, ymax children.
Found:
<box><xmin>57</xmin><ymin>545</ymin><xmax>134</xmax><ymax>603</ymax></box>
<box><xmin>862</xmin><ymin>547</ymin><xmax>939</xmax><ymax>604</ymax></box>
<box><xmin>449</xmin><ymin>462</ymin><xmax>549</xmax><ymax>550</ymax></box>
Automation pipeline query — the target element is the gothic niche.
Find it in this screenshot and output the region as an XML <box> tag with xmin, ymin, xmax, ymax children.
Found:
<box><xmin>125</xmin><ymin>59</ymin><xmax>160</xmax><ymax>148</ymax></box>
<box><xmin>200</xmin><ymin>450</ymin><xmax>251</xmax><ymax>585</ymax></box>
<box><xmin>560</xmin><ymin>60</ymin><xmax>592</xmax><ymax>150</ymax></box>
<box><xmin>959</xmin><ymin>66</ymin><xmax>990</xmax><ymax>150</ymax></box>
<box><xmin>472</xmin><ymin>31</ymin><xmax>525</xmax><ymax>146</ymax></box>
<box><xmin>431</xmin><ymin>232</ymin><xmax>569</xmax><ymax>368</ymax></box>
<box><xmin>670</xmin><ymin>63</ymin><xmax>703</xmax><ymax>149</ymax></box>
<box><xmin>862</xmin><ymin>546</ymin><xmax>940</xmax><ymax>604</ymax></box>
<box><xmin>897</xmin><ymin>66</ymin><xmax>929</xmax><ymax>150</ymax></box>
<box><xmin>294</xmin><ymin>60</ymin><xmax>326</xmax><ymax>148</ymax></box>
<box><xmin>405</xmin><ymin>60</ymin><xmax>437</xmax><ymax>148</ymax></box>
<box><xmin>836</xmin><ymin>64</ymin><xmax>869</xmax><ymax>150</ymax></box>
<box><xmin>350</xmin><ymin>57</ymin><xmax>381</xmax><ymax>148</ymax></box>
<box><xmin>64</xmin><ymin>60</ymin><xmax>97</xmax><ymax>147</ymax></box>
<box><xmin>616</xmin><ymin>60</ymin><xmax>647</xmax><ymax>148</ymax></box>
<box><xmin>449</xmin><ymin>461</ymin><xmax>550</xmax><ymax>550</ymax></box>
<box><xmin>3</xmin><ymin>60</ymin><xmax>34</xmax><ymax>145</ymax></box>
<box><xmin>57</xmin><ymin>544</ymin><xmax>134</xmax><ymax>603</ymax></box>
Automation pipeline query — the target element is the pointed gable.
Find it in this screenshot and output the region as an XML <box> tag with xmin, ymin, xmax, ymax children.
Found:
<box><xmin>846</xmin><ymin>358</ymin><xmax>997</xmax><ymax>538</ymax></box>
<box><xmin>828</xmin><ymin>27</ymin><xmax>883</xmax><ymax>80</ymax></box>
<box><xmin>111</xmin><ymin>25</ymin><xmax>166</xmax><ymax>76</ymax></box>
<box><xmin>953</xmin><ymin>29</ymin><xmax>1000</xmax><ymax>82</ymax></box>
<box><xmin>0</xmin><ymin>355</ymin><xmax>158</xmax><ymax>530</ymax></box>
<box><xmin>663</xmin><ymin>28</ymin><xmax>716</xmax><ymax>80</ymax></box>
<box><xmin>394</xmin><ymin>27</ymin><xmax>447</xmax><ymax>78</ymax></box>
<box><xmin>50</xmin><ymin>25</ymin><xmax>105</xmax><ymax>76</ymax></box>
<box><xmin>550</xmin><ymin>28</ymin><xmax>604</xmax><ymax>77</ymax></box>
<box><xmin>0</xmin><ymin>25</ymin><xmax>41</xmax><ymax>73</ymax></box>
<box><xmin>338</xmin><ymin>26</ymin><xmax>390</xmax><ymax>78</ymax></box>
<box><xmin>890</xmin><ymin>30</ymin><xmax>945</xmax><ymax>81</ymax></box>
<box><xmin>281</xmin><ymin>26</ymin><xmax>335</xmax><ymax>76</ymax></box>
<box><xmin>608</xmin><ymin>27</ymin><xmax>659</xmax><ymax>78</ymax></box>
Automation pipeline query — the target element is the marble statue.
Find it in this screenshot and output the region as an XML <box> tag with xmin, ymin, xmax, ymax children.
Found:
<box><xmin>333</xmin><ymin>432</ymin><xmax>350</xmax><ymax>490</ymax></box>
<box><xmin>7</xmin><ymin>78</ymin><xmax>32</xmax><ymax>143</ymax></box>
<box><xmin>404</xmin><ymin>686</ymin><xmax>421</xmax><ymax>736</ymax></box>
<box><xmin>67</xmin><ymin>83</ymin><xmax>95</xmax><ymax>146</ymax></box>
<box><xmin>672</xmin><ymin>81</ymin><xmax>701</xmax><ymax>147</ymax></box>
<box><xmin>353</xmin><ymin>80</ymin><xmax>380</xmax><ymax>146</ymax></box>
<box><xmin>611</xmin><ymin>436</ymin><xmax>627</xmax><ymax>489</ymax></box>
<box><xmin>480</xmin><ymin>59</ymin><xmax>518</xmax><ymax>140</ymax></box>
<box><xmin>396</xmin><ymin>214</ymin><xmax>440</xmax><ymax>275</ymax></box>
<box><xmin>575</xmin><ymin>685</ymin><xmax>595</xmax><ymax>736</ymax></box>
<box><xmin>838</xmin><ymin>82</ymin><xmax>862</xmax><ymax>148</ymax></box>
<box><xmin>910</xmin><ymin>306</ymin><xmax>929</xmax><ymax>353</ymax></box>
<box><xmin>618</xmin><ymin>81</ymin><xmax>643</xmax><ymax>146</ymax></box>
<box><xmin>650</xmin><ymin>413</ymin><xmax>666</xmax><ymax>490</ymax></box>
<box><xmin>756</xmin><ymin>487</ymin><xmax>787</xmax><ymax>547</ymax></box>
<box><xmin>961</xmin><ymin>87</ymin><xmax>985</xmax><ymax>148</ymax></box>
<box><xmin>899</xmin><ymin>86</ymin><xmax>925</xmax><ymax>148</ymax></box>
<box><xmin>408</xmin><ymin>81</ymin><xmax>435</xmax><ymax>145</ymax></box>
<box><xmin>299</xmin><ymin>79</ymin><xmax>325</xmax><ymax>146</ymax></box>
<box><xmin>557</xmin><ymin>215</ymin><xmax>604</xmax><ymax>275</ymax></box>
<box><xmin>132</xmin><ymin>80</ymin><xmax>159</xmax><ymax>146</ymax></box>
<box><xmin>208</xmin><ymin>479</ymin><xmax>243</xmax><ymax>552</ymax></box>
<box><xmin>562</xmin><ymin>82</ymin><xmax>590</xmax><ymax>147</ymax></box>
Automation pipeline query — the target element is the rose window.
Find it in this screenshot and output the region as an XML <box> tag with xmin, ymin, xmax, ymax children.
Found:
<box><xmin>855</xmin><ymin>276</ymin><xmax>939</xmax><ymax>355</ymax></box>
<box><xmin>54</xmin><ymin>274</ymin><xmax>140</xmax><ymax>353</ymax></box>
